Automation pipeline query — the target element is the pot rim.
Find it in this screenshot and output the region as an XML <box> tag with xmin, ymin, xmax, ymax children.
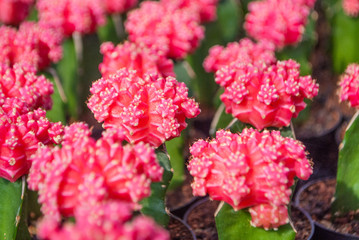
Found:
<box><xmin>291</xmin><ymin>205</ymin><xmax>315</xmax><ymax>240</ymax></box>
<box><xmin>183</xmin><ymin>196</ymin><xmax>211</xmax><ymax>223</ymax></box>
<box><xmin>295</xmin><ymin>109</ymin><xmax>343</xmax><ymax>140</ymax></box>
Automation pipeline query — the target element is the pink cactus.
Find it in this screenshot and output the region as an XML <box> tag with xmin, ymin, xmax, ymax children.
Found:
<box><xmin>103</xmin><ymin>0</ymin><xmax>138</xmax><ymax>14</ymax></box>
<box><xmin>36</xmin><ymin>0</ymin><xmax>106</xmax><ymax>37</ymax></box>
<box><xmin>0</xmin><ymin>64</ymin><xmax>53</xmax><ymax>110</ymax></box>
<box><xmin>160</xmin><ymin>0</ymin><xmax>219</xmax><ymax>23</ymax></box>
<box><xmin>0</xmin><ymin>26</ymin><xmax>16</xmax><ymax>66</ymax></box>
<box><xmin>215</xmin><ymin>60</ymin><xmax>318</xmax><ymax>129</ymax></box>
<box><xmin>99</xmin><ymin>41</ymin><xmax>175</xmax><ymax>78</ymax></box>
<box><xmin>125</xmin><ymin>1</ymin><xmax>204</xmax><ymax>59</ymax></box>
<box><xmin>203</xmin><ymin>38</ymin><xmax>276</xmax><ymax>73</ymax></box>
<box><xmin>0</xmin><ymin>0</ymin><xmax>34</xmax><ymax>25</ymax></box>
<box><xmin>0</xmin><ymin>22</ymin><xmax>63</xmax><ymax>70</ymax></box>
<box><xmin>338</xmin><ymin>63</ymin><xmax>359</xmax><ymax>108</ymax></box>
<box><xmin>343</xmin><ymin>0</ymin><xmax>359</xmax><ymax>17</ymax></box>
<box><xmin>37</xmin><ymin>201</ymin><xmax>169</xmax><ymax>240</ymax></box>
<box><xmin>297</xmin><ymin>0</ymin><xmax>316</xmax><ymax>8</ymax></box>
<box><xmin>188</xmin><ymin>129</ymin><xmax>313</xmax><ymax>229</ymax></box>
<box><xmin>28</xmin><ymin>123</ymin><xmax>163</xmax><ymax>219</ymax></box>
<box><xmin>0</xmin><ymin>101</ymin><xmax>63</xmax><ymax>182</ymax></box>
<box><xmin>88</xmin><ymin>69</ymin><xmax>200</xmax><ymax>147</ymax></box>
<box><xmin>244</xmin><ymin>0</ymin><xmax>310</xmax><ymax>49</ymax></box>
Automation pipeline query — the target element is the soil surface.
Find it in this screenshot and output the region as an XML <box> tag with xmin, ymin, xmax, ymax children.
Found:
<box><xmin>185</xmin><ymin>199</ymin><xmax>219</xmax><ymax>240</ymax></box>
<box><xmin>297</xmin><ymin>178</ymin><xmax>359</xmax><ymax>236</ymax></box>
<box><xmin>168</xmin><ymin>215</ymin><xmax>195</xmax><ymax>240</ymax></box>
<box><xmin>166</xmin><ymin>171</ymin><xmax>196</xmax><ymax>211</ymax></box>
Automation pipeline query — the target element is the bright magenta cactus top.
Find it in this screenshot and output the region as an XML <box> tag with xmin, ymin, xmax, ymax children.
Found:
<box><xmin>0</xmin><ymin>64</ymin><xmax>53</xmax><ymax>110</ymax></box>
<box><xmin>99</xmin><ymin>41</ymin><xmax>175</xmax><ymax>78</ymax></box>
<box><xmin>244</xmin><ymin>0</ymin><xmax>311</xmax><ymax>49</ymax></box>
<box><xmin>103</xmin><ymin>0</ymin><xmax>138</xmax><ymax>14</ymax></box>
<box><xmin>339</xmin><ymin>63</ymin><xmax>359</xmax><ymax>108</ymax></box>
<box><xmin>0</xmin><ymin>98</ymin><xmax>63</xmax><ymax>182</ymax></box>
<box><xmin>28</xmin><ymin>123</ymin><xmax>163</xmax><ymax>220</ymax></box>
<box><xmin>343</xmin><ymin>0</ymin><xmax>359</xmax><ymax>17</ymax></box>
<box><xmin>0</xmin><ymin>22</ymin><xmax>63</xmax><ymax>70</ymax></box>
<box><xmin>160</xmin><ymin>0</ymin><xmax>219</xmax><ymax>23</ymax></box>
<box><xmin>203</xmin><ymin>38</ymin><xmax>276</xmax><ymax>73</ymax></box>
<box><xmin>38</xmin><ymin>201</ymin><xmax>169</xmax><ymax>240</ymax></box>
<box><xmin>125</xmin><ymin>1</ymin><xmax>204</xmax><ymax>59</ymax></box>
<box><xmin>188</xmin><ymin>129</ymin><xmax>313</xmax><ymax>229</ymax></box>
<box><xmin>0</xmin><ymin>0</ymin><xmax>34</xmax><ymax>25</ymax></box>
<box><xmin>88</xmin><ymin>69</ymin><xmax>200</xmax><ymax>147</ymax></box>
<box><xmin>36</xmin><ymin>0</ymin><xmax>106</xmax><ymax>36</ymax></box>
<box><xmin>215</xmin><ymin>60</ymin><xmax>318</xmax><ymax>130</ymax></box>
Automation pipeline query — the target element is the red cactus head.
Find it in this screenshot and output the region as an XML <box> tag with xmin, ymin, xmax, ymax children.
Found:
<box><xmin>28</xmin><ymin>123</ymin><xmax>163</xmax><ymax>219</ymax></box>
<box><xmin>88</xmin><ymin>68</ymin><xmax>200</xmax><ymax>147</ymax></box>
<box><xmin>0</xmin><ymin>102</ymin><xmax>63</xmax><ymax>182</ymax></box>
<box><xmin>0</xmin><ymin>0</ymin><xmax>34</xmax><ymax>25</ymax></box>
<box><xmin>244</xmin><ymin>0</ymin><xmax>310</xmax><ymax>49</ymax></box>
<box><xmin>103</xmin><ymin>0</ymin><xmax>138</xmax><ymax>14</ymax></box>
<box><xmin>339</xmin><ymin>63</ymin><xmax>359</xmax><ymax>108</ymax></box>
<box><xmin>215</xmin><ymin>60</ymin><xmax>318</xmax><ymax>129</ymax></box>
<box><xmin>0</xmin><ymin>22</ymin><xmax>63</xmax><ymax>70</ymax></box>
<box><xmin>343</xmin><ymin>0</ymin><xmax>359</xmax><ymax>17</ymax></box>
<box><xmin>160</xmin><ymin>0</ymin><xmax>219</xmax><ymax>23</ymax></box>
<box><xmin>37</xmin><ymin>0</ymin><xmax>106</xmax><ymax>36</ymax></box>
<box><xmin>37</xmin><ymin>201</ymin><xmax>170</xmax><ymax>240</ymax></box>
<box><xmin>203</xmin><ymin>38</ymin><xmax>276</xmax><ymax>73</ymax></box>
<box><xmin>0</xmin><ymin>64</ymin><xmax>53</xmax><ymax>110</ymax></box>
<box><xmin>125</xmin><ymin>1</ymin><xmax>204</xmax><ymax>59</ymax></box>
<box><xmin>99</xmin><ymin>41</ymin><xmax>175</xmax><ymax>79</ymax></box>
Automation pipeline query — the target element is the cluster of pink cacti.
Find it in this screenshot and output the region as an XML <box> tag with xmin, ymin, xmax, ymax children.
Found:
<box><xmin>0</xmin><ymin>0</ymin><xmax>323</xmax><ymax>237</ymax></box>
<box><xmin>185</xmin><ymin>0</ymin><xmax>318</xmax><ymax>230</ymax></box>
<box><xmin>244</xmin><ymin>0</ymin><xmax>315</xmax><ymax>49</ymax></box>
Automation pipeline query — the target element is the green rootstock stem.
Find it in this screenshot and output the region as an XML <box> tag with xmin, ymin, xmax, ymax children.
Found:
<box><xmin>332</xmin><ymin>111</ymin><xmax>359</xmax><ymax>214</ymax></box>
<box><xmin>166</xmin><ymin>135</ymin><xmax>185</xmax><ymax>190</ymax></box>
<box><xmin>47</xmin><ymin>68</ymin><xmax>67</xmax><ymax>103</ymax></box>
<box><xmin>140</xmin><ymin>151</ymin><xmax>173</xmax><ymax>227</ymax></box>
<box><xmin>0</xmin><ymin>176</ymin><xmax>29</xmax><ymax>240</ymax></box>
<box><xmin>210</xmin><ymin>103</ymin><xmax>225</xmax><ymax>136</ymax></box>
<box><xmin>112</xmin><ymin>14</ymin><xmax>125</xmax><ymax>41</ymax></box>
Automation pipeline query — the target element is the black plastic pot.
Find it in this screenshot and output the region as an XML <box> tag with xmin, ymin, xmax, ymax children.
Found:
<box><xmin>295</xmin><ymin>111</ymin><xmax>343</xmax><ymax>184</ymax></box>
<box><xmin>168</xmin><ymin>212</ymin><xmax>197</xmax><ymax>240</ymax></box>
<box><xmin>295</xmin><ymin>177</ymin><xmax>359</xmax><ymax>240</ymax></box>
<box><xmin>183</xmin><ymin>197</ymin><xmax>314</xmax><ymax>240</ymax></box>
